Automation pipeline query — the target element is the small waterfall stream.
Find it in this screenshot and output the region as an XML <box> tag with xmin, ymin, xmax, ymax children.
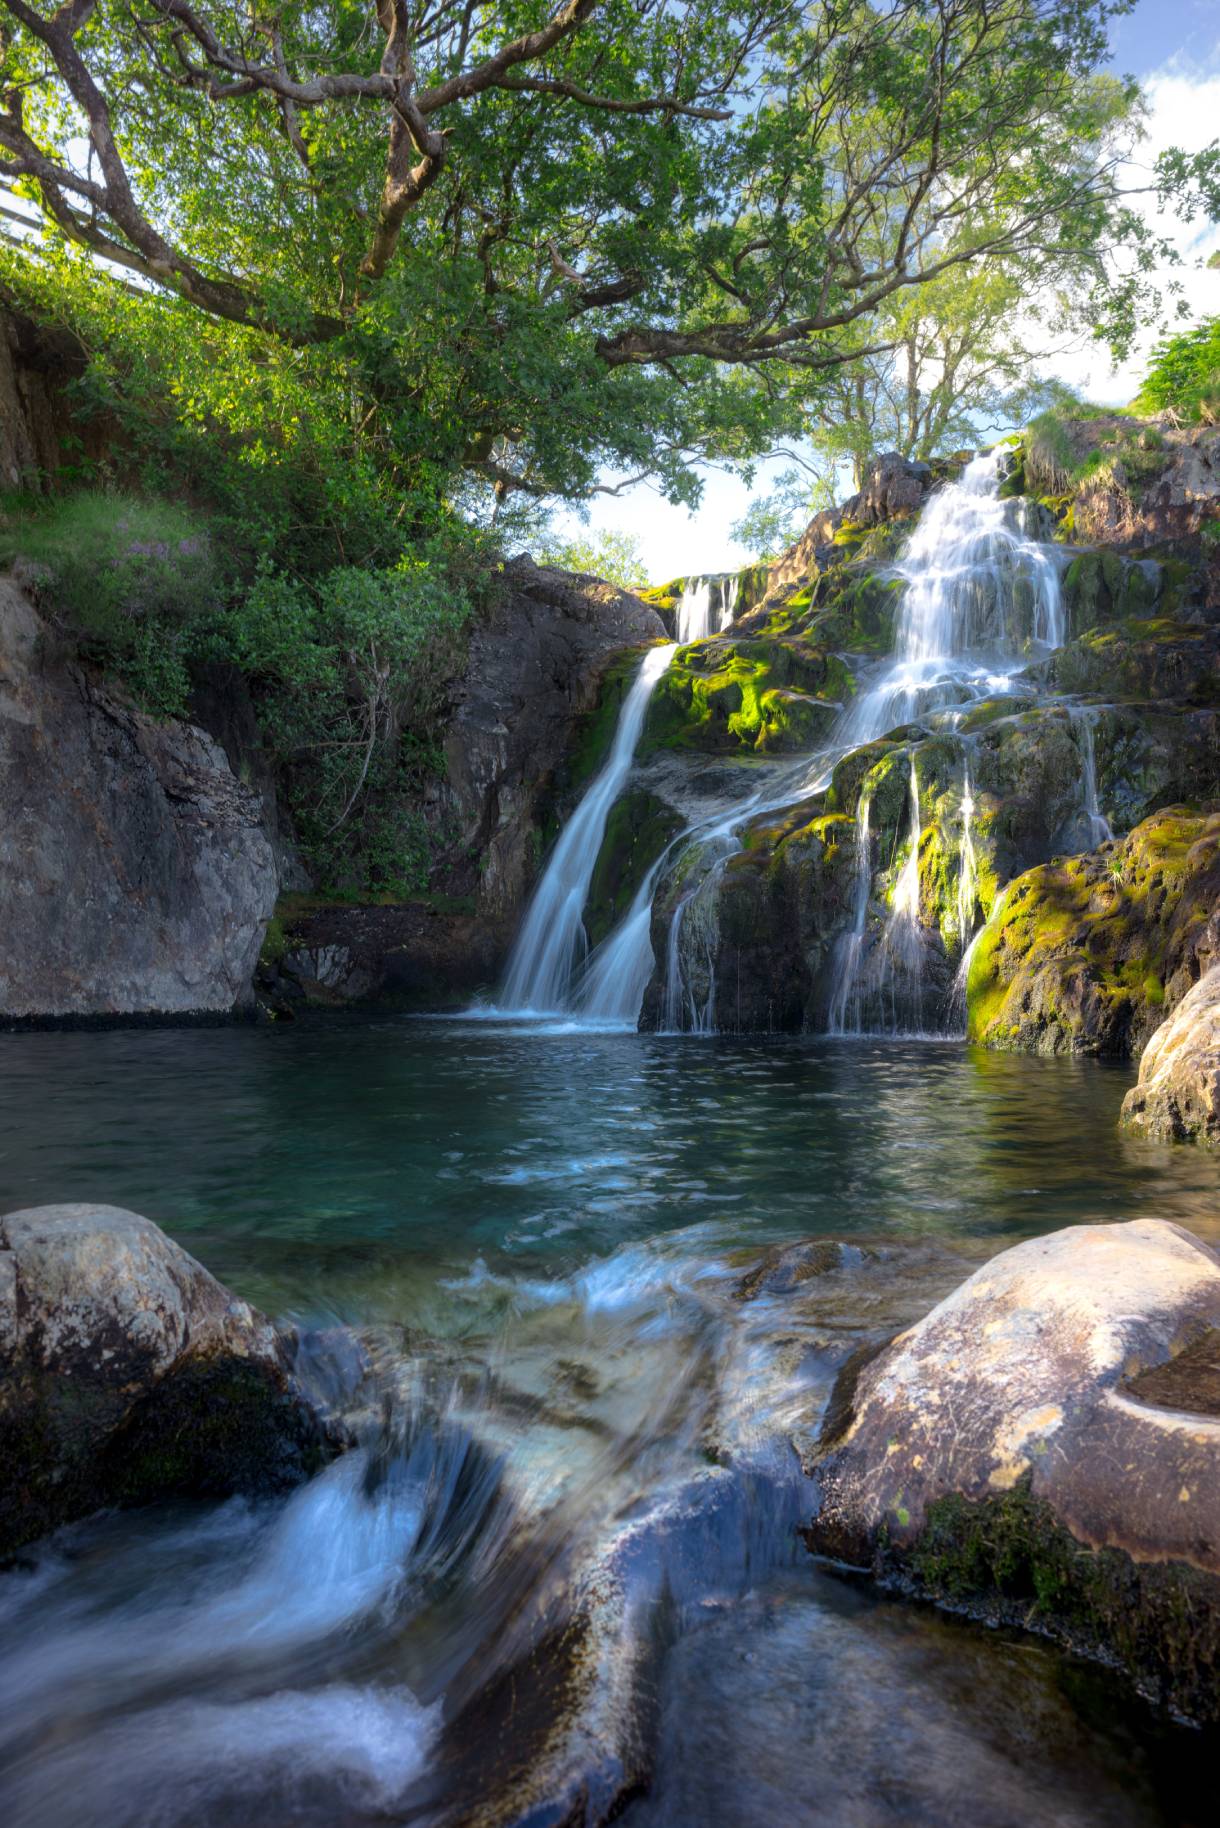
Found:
<box><xmin>500</xmin><ymin>642</ymin><xmax>677</xmax><ymax>1014</ymax></box>
<box><xmin>675</xmin><ymin>574</ymin><xmax>737</xmax><ymax>645</ymax></box>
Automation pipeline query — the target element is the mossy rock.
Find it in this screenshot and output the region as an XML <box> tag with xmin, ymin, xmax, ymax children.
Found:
<box><xmin>966</xmin><ymin>806</ymin><xmax>1220</xmax><ymax>1057</ymax></box>
<box><xmin>1049</xmin><ymin>620</ymin><xmax>1220</xmax><ymax>705</ymax></box>
<box><xmin>584</xmin><ymin>788</ymin><xmax>683</xmax><ymax>947</ymax></box>
<box><xmin>1062</xmin><ymin>548</ymin><xmax>1163</xmax><ymax>633</ymax></box>
<box><xmin>641</xmin><ymin>636</ymin><xmax>852</xmax><ymax>756</ymax></box>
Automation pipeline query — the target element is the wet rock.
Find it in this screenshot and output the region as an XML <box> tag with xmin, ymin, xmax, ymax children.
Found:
<box><xmin>805</xmin><ymin>1219</ymin><xmax>1220</xmax><ymax>1721</ymax></box>
<box><xmin>642</xmin><ymin>635</ymin><xmax>851</xmax><ymax>757</ymax></box>
<box><xmin>440</xmin><ymin>558</ymin><xmax>664</xmax><ymax>920</ymax></box>
<box><xmin>0</xmin><ymin>584</ymin><xmax>278</xmax><ymax>1020</ymax></box>
<box><xmin>1121</xmin><ymin>963</ymin><xmax>1220</xmax><ymax>1147</ymax></box>
<box><xmin>764</xmin><ymin>453</ymin><xmax>940</xmax><ymax>603</ymax></box>
<box><xmin>0</xmin><ymin>1203</ymin><xmax>335</xmax><ymax>1557</ymax></box>
<box><xmin>1047</xmin><ymin>620</ymin><xmax>1220</xmax><ymax>705</ymax></box>
<box><xmin>966</xmin><ymin>806</ymin><xmax>1220</xmax><ymax>1057</ymax></box>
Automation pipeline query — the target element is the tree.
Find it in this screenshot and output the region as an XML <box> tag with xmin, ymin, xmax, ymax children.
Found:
<box><xmin>535</xmin><ymin>525</ymin><xmax>648</xmax><ymax>587</ymax></box>
<box><xmin>1</xmin><ymin>0</ymin><xmax>1215</xmax><ymax>503</ymax></box>
<box><xmin>1134</xmin><ymin>317</ymin><xmax>1220</xmax><ymax>424</ymax></box>
<box><xmin>731</xmin><ymin>263</ymin><xmax>1080</xmax><ymax>556</ymax></box>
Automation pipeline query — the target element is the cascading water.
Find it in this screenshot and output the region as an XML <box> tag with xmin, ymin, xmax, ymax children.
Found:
<box><xmin>826</xmin><ymin>789</ymin><xmax>873</xmax><ymax>1036</ymax></box>
<box><xmin>1071</xmin><ymin>707</ymin><xmax>1115</xmax><ymax>846</ymax></box>
<box><xmin>499</xmin><ymin>642</ymin><xmax>677</xmax><ymax>1014</ymax></box>
<box><xmin>844</xmin><ymin>447</ymin><xmax>1065</xmax><ymax>749</ymax></box>
<box><xmin>675</xmin><ymin>574</ymin><xmax>737</xmax><ymax>645</ymax></box>
<box><xmin>956</xmin><ymin>759</ymin><xmax>980</xmax><ymax>949</ymax></box>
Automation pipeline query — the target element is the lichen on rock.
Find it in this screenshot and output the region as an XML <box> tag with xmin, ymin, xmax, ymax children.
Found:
<box><xmin>1121</xmin><ymin>962</ymin><xmax>1220</xmax><ymax>1146</ymax></box>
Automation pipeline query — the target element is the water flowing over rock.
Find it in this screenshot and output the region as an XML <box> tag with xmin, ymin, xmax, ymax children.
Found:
<box><xmin>0</xmin><ymin>1203</ymin><xmax>335</xmax><ymax>1557</ymax></box>
<box><xmin>499</xmin><ymin>640</ymin><xmax>677</xmax><ymax>1014</ymax></box>
<box><xmin>805</xmin><ymin>1219</ymin><xmax>1220</xmax><ymax>1722</ymax></box>
<box><xmin>1122</xmin><ymin>963</ymin><xmax>1220</xmax><ymax>1146</ymax></box>
<box><xmin>0</xmin><ymin>582</ymin><xmax>277</xmax><ymax>1020</ymax></box>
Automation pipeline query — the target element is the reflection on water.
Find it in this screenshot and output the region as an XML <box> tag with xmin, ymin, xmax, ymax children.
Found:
<box><xmin>0</xmin><ymin>1019</ymin><xmax>1217</xmax><ymax>1825</ymax></box>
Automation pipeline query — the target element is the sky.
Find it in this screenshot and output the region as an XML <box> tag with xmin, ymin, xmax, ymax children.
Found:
<box><xmin>547</xmin><ymin>1</ymin><xmax>1220</xmax><ymax>582</ymax></box>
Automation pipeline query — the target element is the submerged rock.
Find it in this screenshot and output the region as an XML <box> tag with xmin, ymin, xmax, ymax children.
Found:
<box><xmin>1121</xmin><ymin>964</ymin><xmax>1220</xmax><ymax>1147</ymax></box>
<box><xmin>0</xmin><ymin>1203</ymin><xmax>335</xmax><ymax>1558</ymax></box>
<box><xmin>805</xmin><ymin>1219</ymin><xmax>1220</xmax><ymax>1722</ymax></box>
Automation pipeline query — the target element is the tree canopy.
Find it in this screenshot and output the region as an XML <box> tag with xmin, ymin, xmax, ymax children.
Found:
<box><xmin>1</xmin><ymin>0</ymin><xmax>1216</xmax><ymax>505</ymax></box>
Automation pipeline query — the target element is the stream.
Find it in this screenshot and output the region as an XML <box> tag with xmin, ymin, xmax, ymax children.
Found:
<box><xmin>2</xmin><ymin>1019</ymin><xmax>1219</xmax><ymax>1825</ymax></box>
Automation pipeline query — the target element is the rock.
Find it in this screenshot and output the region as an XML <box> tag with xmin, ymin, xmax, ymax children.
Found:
<box><xmin>440</xmin><ymin>557</ymin><xmax>665</xmax><ymax>919</ymax></box>
<box><xmin>764</xmin><ymin>452</ymin><xmax>939</xmax><ymax>603</ymax></box>
<box><xmin>1121</xmin><ymin>963</ymin><xmax>1220</xmax><ymax>1147</ymax></box>
<box><xmin>0</xmin><ymin>583</ymin><xmax>277</xmax><ymax>1019</ymax></box>
<box><xmin>259</xmin><ymin>898</ymin><xmax>511</xmax><ymax>1011</ymax></box>
<box><xmin>1047</xmin><ymin>619</ymin><xmax>1220</xmax><ymax>704</ymax></box>
<box><xmin>966</xmin><ymin>805</ymin><xmax>1220</xmax><ymax>1057</ymax></box>
<box><xmin>734</xmin><ymin>1239</ymin><xmax>867</xmax><ymax>1301</ymax></box>
<box><xmin>804</xmin><ymin>1219</ymin><xmax>1220</xmax><ymax>1721</ymax></box>
<box><xmin>0</xmin><ymin>1203</ymin><xmax>336</xmax><ymax>1557</ymax></box>
<box><xmin>642</xmin><ymin>635</ymin><xmax>851</xmax><ymax>756</ymax></box>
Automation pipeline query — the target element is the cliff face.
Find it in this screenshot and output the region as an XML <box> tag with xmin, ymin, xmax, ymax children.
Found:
<box><xmin>0</xmin><ymin>583</ymin><xmax>277</xmax><ymax>1020</ymax></box>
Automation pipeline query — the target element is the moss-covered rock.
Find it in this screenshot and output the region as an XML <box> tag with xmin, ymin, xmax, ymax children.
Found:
<box><xmin>966</xmin><ymin>805</ymin><xmax>1220</xmax><ymax>1056</ymax></box>
<box><xmin>584</xmin><ymin>787</ymin><xmax>683</xmax><ymax>947</ymax></box>
<box><xmin>1048</xmin><ymin>619</ymin><xmax>1220</xmax><ymax>704</ymax></box>
<box><xmin>805</xmin><ymin>1219</ymin><xmax>1220</xmax><ymax>1723</ymax></box>
<box><xmin>642</xmin><ymin>635</ymin><xmax>852</xmax><ymax>756</ymax></box>
<box><xmin>1061</xmin><ymin>548</ymin><xmax>1165</xmax><ymax>630</ymax></box>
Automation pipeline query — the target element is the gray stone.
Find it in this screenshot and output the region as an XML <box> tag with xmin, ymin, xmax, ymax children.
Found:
<box><xmin>0</xmin><ymin>583</ymin><xmax>277</xmax><ymax>1018</ymax></box>
<box><xmin>0</xmin><ymin>1203</ymin><xmax>335</xmax><ymax>1556</ymax></box>
<box><xmin>1122</xmin><ymin>963</ymin><xmax>1220</xmax><ymax>1146</ymax></box>
<box><xmin>806</xmin><ymin>1219</ymin><xmax>1220</xmax><ymax>1720</ymax></box>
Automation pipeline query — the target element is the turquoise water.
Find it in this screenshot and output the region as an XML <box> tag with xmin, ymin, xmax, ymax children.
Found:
<box><xmin>1</xmin><ymin>1019</ymin><xmax>1218</xmax><ymax>1826</ymax></box>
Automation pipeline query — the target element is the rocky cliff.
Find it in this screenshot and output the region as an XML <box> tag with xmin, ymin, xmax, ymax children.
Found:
<box><xmin>0</xmin><ymin>582</ymin><xmax>278</xmax><ymax>1021</ymax></box>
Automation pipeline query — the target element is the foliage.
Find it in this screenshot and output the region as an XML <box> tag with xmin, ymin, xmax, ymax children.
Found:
<box><xmin>0</xmin><ymin>489</ymin><xmax>221</xmax><ymax>714</ymax></box>
<box><xmin>1133</xmin><ymin>317</ymin><xmax>1220</xmax><ymax>425</ymax></box>
<box><xmin>216</xmin><ymin>557</ymin><xmax>473</xmax><ymax>893</ymax></box>
<box><xmin>535</xmin><ymin>526</ymin><xmax>648</xmax><ymax>588</ymax></box>
<box><xmin>1</xmin><ymin>0</ymin><xmax>1215</xmax><ymax>506</ymax></box>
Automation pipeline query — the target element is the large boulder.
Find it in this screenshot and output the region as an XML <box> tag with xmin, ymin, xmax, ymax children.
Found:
<box><xmin>966</xmin><ymin>805</ymin><xmax>1220</xmax><ymax>1057</ymax></box>
<box><xmin>0</xmin><ymin>583</ymin><xmax>277</xmax><ymax>1019</ymax></box>
<box><xmin>0</xmin><ymin>1203</ymin><xmax>335</xmax><ymax>1557</ymax></box>
<box><xmin>1121</xmin><ymin>963</ymin><xmax>1220</xmax><ymax>1147</ymax></box>
<box><xmin>805</xmin><ymin>1220</ymin><xmax>1220</xmax><ymax>1721</ymax></box>
<box><xmin>440</xmin><ymin>557</ymin><xmax>665</xmax><ymax>918</ymax></box>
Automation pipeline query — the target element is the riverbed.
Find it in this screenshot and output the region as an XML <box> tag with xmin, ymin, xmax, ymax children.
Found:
<box><xmin>1</xmin><ymin>1018</ymin><xmax>1217</xmax><ymax>1825</ymax></box>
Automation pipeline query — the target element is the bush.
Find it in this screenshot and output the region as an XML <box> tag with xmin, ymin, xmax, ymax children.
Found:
<box><xmin>1133</xmin><ymin>317</ymin><xmax>1220</xmax><ymax>425</ymax></box>
<box><xmin>219</xmin><ymin>558</ymin><xmax>472</xmax><ymax>893</ymax></box>
<box><xmin>0</xmin><ymin>491</ymin><xmax>221</xmax><ymax>715</ymax></box>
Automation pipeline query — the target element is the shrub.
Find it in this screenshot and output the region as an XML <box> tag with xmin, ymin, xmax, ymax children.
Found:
<box><xmin>1133</xmin><ymin>317</ymin><xmax>1220</xmax><ymax>425</ymax></box>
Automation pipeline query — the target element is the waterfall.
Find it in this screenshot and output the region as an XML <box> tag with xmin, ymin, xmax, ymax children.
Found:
<box><xmin>1071</xmin><ymin>708</ymin><xmax>1114</xmax><ymax>846</ymax></box>
<box><xmin>956</xmin><ymin>761</ymin><xmax>979</xmax><ymax>948</ymax></box>
<box><xmin>500</xmin><ymin>642</ymin><xmax>678</xmax><ymax>1013</ymax></box>
<box><xmin>843</xmin><ymin>448</ymin><xmax>1065</xmax><ymax>749</ymax></box>
<box><xmin>826</xmin><ymin>789</ymin><xmax>874</xmax><ymax>1035</ymax></box>
<box><xmin>676</xmin><ymin>574</ymin><xmax>737</xmax><ymax>645</ymax></box>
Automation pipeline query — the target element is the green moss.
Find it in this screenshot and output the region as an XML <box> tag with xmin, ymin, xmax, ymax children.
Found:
<box><xmin>584</xmin><ymin>789</ymin><xmax>683</xmax><ymax>946</ymax></box>
<box><xmin>642</xmin><ymin>636</ymin><xmax>850</xmax><ymax>756</ymax></box>
<box><xmin>888</xmin><ymin>1479</ymin><xmax>1220</xmax><ymax>1724</ymax></box>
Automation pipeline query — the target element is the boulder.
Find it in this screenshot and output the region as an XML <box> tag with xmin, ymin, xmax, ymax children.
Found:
<box><xmin>966</xmin><ymin>805</ymin><xmax>1220</xmax><ymax>1057</ymax></box>
<box><xmin>1121</xmin><ymin>964</ymin><xmax>1220</xmax><ymax>1147</ymax></box>
<box><xmin>0</xmin><ymin>583</ymin><xmax>277</xmax><ymax>1019</ymax></box>
<box><xmin>805</xmin><ymin>1219</ymin><xmax>1220</xmax><ymax>1721</ymax></box>
<box><xmin>0</xmin><ymin>1203</ymin><xmax>335</xmax><ymax>1557</ymax></box>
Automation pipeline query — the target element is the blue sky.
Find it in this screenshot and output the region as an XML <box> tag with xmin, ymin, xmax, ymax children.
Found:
<box><xmin>546</xmin><ymin>2</ymin><xmax>1220</xmax><ymax>581</ymax></box>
